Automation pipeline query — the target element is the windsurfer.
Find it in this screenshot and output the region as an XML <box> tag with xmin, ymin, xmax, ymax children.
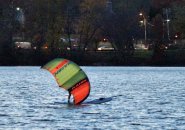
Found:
<box><xmin>42</xmin><ymin>58</ymin><xmax>91</xmax><ymax>105</ymax></box>
<box><xmin>68</xmin><ymin>91</ymin><xmax>72</xmax><ymax>104</ymax></box>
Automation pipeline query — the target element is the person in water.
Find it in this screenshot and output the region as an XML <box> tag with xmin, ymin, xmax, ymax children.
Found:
<box><xmin>68</xmin><ymin>91</ymin><xmax>71</xmax><ymax>104</ymax></box>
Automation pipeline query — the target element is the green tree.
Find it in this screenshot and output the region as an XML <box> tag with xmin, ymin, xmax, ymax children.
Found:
<box><xmin>151</xmin><ymin>14</ymin><xmax>165</xmax><ymax>64</ymax></box>
<box><xmin>171</xmin><ymin>2</ymin><xmax>185</xmax><ymax>38</ymax></box>
<box><xmin>46</xmin><ymin>0</ymin><xmax>65</xmax><ymax>52</ymax></box>
<box><xmin>62</xmin><ymin>0</ymin><xmax>80</xmax><ymax>50</ymax></box>
<box><xmin>26</xmin><ymin>0</ymin><xmax>48</xmax><ymax>51</ymax></box>
<box><xmin>101</xmin><ymin>0</ymin><xmax>151</xmax><ymax>63</ymax></box>
<box><xmin>25</xmin><ymin>0</ymin><xmax>67</xmax><ymax>56</ymax></box>
<box><xmin>76</xmin><ymin>0</ymin><xmax>106</xmax><ymax>51</ymax></box>
<box><xmin>0</xmin><ymin>0</ymin><xmax>16</xmax><ymax>65</ymax></box>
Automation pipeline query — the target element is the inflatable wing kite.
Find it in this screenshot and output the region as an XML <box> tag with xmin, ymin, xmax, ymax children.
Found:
<box><xmin>42</xmin><ymin>58</ymin><xmax>90</xmax><ymax>105</ymax></box>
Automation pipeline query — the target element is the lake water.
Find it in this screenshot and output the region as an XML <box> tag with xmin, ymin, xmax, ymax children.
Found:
<box><xmin>1</xmin><ymin>67</ymin><xmax>185</xmax><ymax>130</ymax></box>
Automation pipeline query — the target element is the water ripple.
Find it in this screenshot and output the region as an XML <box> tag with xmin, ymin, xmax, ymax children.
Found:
<box><xmin>1</xmin><ymin>67</ymin><xmax>185</xmax><ymax>129</ymax></box>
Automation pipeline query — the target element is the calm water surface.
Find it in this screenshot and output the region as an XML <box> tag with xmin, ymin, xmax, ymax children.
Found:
<box><xmin>0</xmin><ymin>67</ymin><xmax>185</xmax><ymax>130</ymax></box>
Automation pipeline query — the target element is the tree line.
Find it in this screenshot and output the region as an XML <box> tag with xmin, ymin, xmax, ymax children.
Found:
<box><xmin>0</xmin><ymin>0</ymin><xmax>185</xmax><ymax>65</ymax></box>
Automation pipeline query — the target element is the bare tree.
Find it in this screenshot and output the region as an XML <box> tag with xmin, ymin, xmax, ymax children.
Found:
<box><xmin>76</xmin><ymin>0</ymin><xmax>106</xmax><ymax>52</ymax></box>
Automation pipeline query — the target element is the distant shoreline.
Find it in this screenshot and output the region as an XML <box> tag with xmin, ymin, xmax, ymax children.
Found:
<box><xmin>1</xmin><ymin>49</ymin><xmax>185</xmax><ymax>66</ymax></box>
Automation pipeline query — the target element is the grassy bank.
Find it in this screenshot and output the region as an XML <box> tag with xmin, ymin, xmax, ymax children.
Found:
<box><xmin>1</xmin><ymin>49</ymin><xmax>185</xmax><ymax>66</ymax></box>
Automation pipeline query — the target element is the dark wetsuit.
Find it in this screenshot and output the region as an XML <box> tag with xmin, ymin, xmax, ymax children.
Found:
<box><xmin>68</xmin><ymin>91</ymin><xmax>71</xmax><ymax>104</ymax></box>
